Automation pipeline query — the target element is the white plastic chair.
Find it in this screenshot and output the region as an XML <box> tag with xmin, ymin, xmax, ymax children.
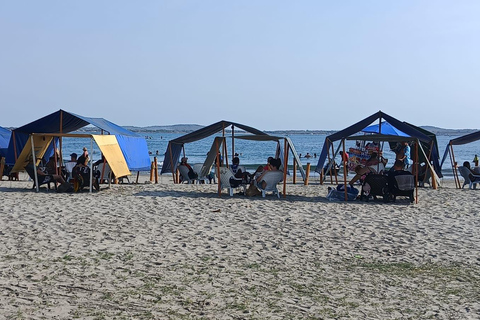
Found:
<box><xmin>218</xmin><ymin>167</ymin><xmax>246</xmax><ymax>196</ymax></box>
<box><xmin>257</xmin><ymin>171</ymin><xmax>284</xmax><ymax>198</ymax></box>
<box><xmin>178</xmin><ymin>164</ymin><xmax>195</xmax><ymax>184</ymax></box>
<box><xmin>192</xmin><ymin>163</ymin><xmax>211</xmax><ymax>184</ymax></box>
<box><xmin>457</xmin><ymin>166</ymin><xmax>480</xmax><ymax>189</ymax></box>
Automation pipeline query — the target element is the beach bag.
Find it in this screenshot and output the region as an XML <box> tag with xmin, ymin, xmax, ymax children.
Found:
<box><xmin>246</xmin><ymin>184</ymin><xmax>261</xmax><ymax>197</ymax></box>
<box><xmin>326</xmin><ymin>184</ymin><xmax>358</xmax><ymax>201</ymax></box>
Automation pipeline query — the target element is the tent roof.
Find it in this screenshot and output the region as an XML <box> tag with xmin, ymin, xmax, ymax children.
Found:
<box><xmin>169</xmin><ymin>120</ymin><xmax>268</xmax><ymax>145</ymax></box>
<box><xmin>362</xmin><ymin>121</ymin><xmax>409</xmax><ymax>137</ymax></box>
<box><xmin>13</xmin><ymin>109</ymin><xmax>140</xmax><ymax>137</ymax></box>
<box><xmin>447</xmin><ymin>130</ymin><xmax>480</xmax><ymax>146</ymax></box>
<box><xmin>6</xmin><ymin>109</ymin><xmax>150</xmax><ymax>171</ymax></box>
<box><xmin>0</xmin><ymin>126</ymin><xmax>11</xmax><ymax>149</ymax></box>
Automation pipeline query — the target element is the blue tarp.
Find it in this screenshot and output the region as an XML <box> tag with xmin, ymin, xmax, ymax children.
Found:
<box><xmin>362</xmin><ymin>121</ymin><xmax>409</xmax><ymax>137</ymax></box>
<box><xmin>0</xmin><ymin>126</ymin><xmax>11</xmax><ymax>157</ymax></box>
<box><xmin>6</xmin><ymin>110</ymin><xmax>150</xmax><ymax>171</ymax></box>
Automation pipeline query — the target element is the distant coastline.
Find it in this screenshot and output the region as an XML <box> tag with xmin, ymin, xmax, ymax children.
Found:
<box><xmin>120</xmin><ymin>124</ymin><xmax>477</xmax><ymax>136</ymax></box>
<box><xmin>4</xmin><ymin>123</ymin><xmax>472</xmax><ymax>136</ymax></box>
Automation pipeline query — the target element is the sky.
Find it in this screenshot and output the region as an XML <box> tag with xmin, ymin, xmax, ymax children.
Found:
<box><xmin>1</xmin><ymin>1</ymin><xmax>479</xmax><ymax>130</ymax></box>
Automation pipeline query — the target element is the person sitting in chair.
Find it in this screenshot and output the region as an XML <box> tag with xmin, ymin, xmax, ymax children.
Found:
<box><xmin>25</xmin><ymin>162</ymin><xmax>67</xmax><ymax>190</ymax></box>
<box><xmin>179</xmin><ymin>157</ymin><xmax>197</xmax><ymax>182</ymax></box>
<box><xmin>349</xmin><ymin>165</ymin><xmax>374</xmax><ymax>187</ymax></box>
<box><xmin>255</xmin><ymin>158</ymin><xmax>281</xmax><ymax>189</ymax></box>
<box><xmin>463</xmin><ymin>161</ymin><xmax>480</xmax><ymax>182</ymax></box>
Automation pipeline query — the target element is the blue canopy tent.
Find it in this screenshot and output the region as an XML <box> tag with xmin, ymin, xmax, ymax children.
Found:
<box><xmin>440</xmin><ymin>130</ymin><xmax>480</xmax><ymax>189</ymax></box>
<box><xmin>315</xmin><ymin>111</ymin><xmax>442</xmax><ymax>196</ymax></box>
<box><xmin>0</xmin><ymin>126</ymin><xmax>11</xmax><ymax>157</ymax></box>
<box><xmin>6</xmin><ymin>110</ymin><xmax>150</xmax><ymax>173</ymax></box>
<box><xmin>362</xmin><ymin>121</ymin><xmax>440</xmax><ymax>167</ymax></box>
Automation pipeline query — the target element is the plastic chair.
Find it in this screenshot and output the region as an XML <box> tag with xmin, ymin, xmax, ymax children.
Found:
<box><xmin>257</xmin><ymin>171</ymin><xmax>284</xmax><ymax>198</ymax></box>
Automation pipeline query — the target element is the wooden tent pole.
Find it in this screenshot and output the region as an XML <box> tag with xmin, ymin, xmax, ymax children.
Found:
<box><xmin>320</xmin><ymin>140</ymin><xmax>328</xmax><ymax>185</ymax></box>
<box><xmin>231</xmin><ymin>125</ymin><xmax>235</xmax><ymax>160</ymax></box>
<box><xmin>168</xmin><ymin>143</ymin><xmax>176</xmax><ymax>183</ymax></box>
<box><xmin>415</xmin><ymin>140</ymin><xmax>418</xmax><ymax>204</ymax></box>
<box><xmin>329</xmin><ymin>143</ymin><xmax>334</xmax><ymax>184</ymax></box>
<box><xmin>216</xmin><ymin>138</ymin><xmax>222</xmax><ymax>197</ymax></box>
<box><xmin>343</xmin><ymin>139</ymin><xmax>348</xmax><ymax>201</ymax></box>
<box><xmin>31</xmin><ymin>135</ymin><xmax>40</xmax><ymax>193</ymax></box>
<box><xmin>283</xmin><ymin>138</ymin><xmax>288</xmax><ymax>198</ymax></box>
<box><xmin>331</xmin><ymin>141</ymin><xmax>338</xmax><ymax>184</ymax></box>
<box><xmin>293</xmin><ymin>160</ymin><xmax>297</xmax><ymax>184</ymax></box>
<box><xmin>450</xmin><ymin>143</ymin><xmax>460</xmax><ymax>189</ymax></box>
<box><xmin>59</xmin><ymin>110</ymin><xmax>63</xmax><ymax>171</ymax></box>
<box><xmin>13</xmin><ymin>131</ymin><xmax>18</xmax><ymax>161</ymax></box>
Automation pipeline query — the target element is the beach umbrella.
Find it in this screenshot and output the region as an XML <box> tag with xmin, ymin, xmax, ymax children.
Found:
<box><xmin>362</xmin><ymin>121</ymin><xmax>409</xmax><ymax>137</ymax></box>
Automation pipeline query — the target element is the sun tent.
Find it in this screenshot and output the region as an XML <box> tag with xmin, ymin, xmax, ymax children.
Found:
<box><xmin>0</xmin><ymin>126</ymin><xmax>11</xmax><ymax>157</ymax></box>
<box><xmin>6</xmin><ymin>109</ymin><xmax>150</xmax><ymax>172</ymax></box>
<box><xmin>315</xmin><ymin>111</ymin><xmax>442</xmax><ymax>180</ymax></box>
<box><xmin>440</xmin><ymin>130</ymin><xmax>480</xmax><ymax>189</ymax></box>
<box><xmin>362</xmin><ymin>121</ymin><xmax>441</xmax><ymax>171</ymax></box>
<box><xmin>161</xmin><ymin>120</ymin><xmax>269</xmax><ymax>175</ymax></box>
<box><xmin>11</xmin><ymin>133</ymin><xmax>130</xmax><ymax>192</ymax></box>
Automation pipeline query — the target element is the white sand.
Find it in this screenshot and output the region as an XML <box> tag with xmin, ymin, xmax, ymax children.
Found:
<box><xmin>1</xmin><ymin>173</ymin><xmax>479</xmax><ymax>319</ymax></box>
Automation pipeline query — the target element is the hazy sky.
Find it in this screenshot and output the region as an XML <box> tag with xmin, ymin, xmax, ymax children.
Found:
<box><xmin>1</xmin><ymin>1</ymin><xmax>479</xmax><ymax>130</ymax></box>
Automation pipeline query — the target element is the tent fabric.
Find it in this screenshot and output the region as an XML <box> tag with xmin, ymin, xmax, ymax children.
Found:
<box><xmin>315</xmin><ymin>111</ymin><xmax>442</xmax><ymax>177</ymax></box>
<box><xmin>161</xmin><ymin>120</ymin><xmax>269</xmax><ymax>174</ymax></box>
<box><xmin>440</xmin><ymin>130</ymin><xmax>480</xmax><ymax>166</ymax></box>
<box><xmin>0</xmin><ymin>126</ymin><xmax>11</xmax><ymax>157</ymax></box>
<box><xmin>6</xmin><ymin>109</ymin><xmax>150</xmax><ymax>171</ymax></box>
<box><xmin>92</xmin><ymin>135</ymin><xmax>131</xmax><ymax>178</ymax></box>
<box><xmin>362</xmin><ymin>121</ymin><xmax>409</xmax><ymax>137</ymax></box>
<box><xmin>11</xmin><ymin>135</ymin><xmax>54</xmax><ymax>173</ymax></box>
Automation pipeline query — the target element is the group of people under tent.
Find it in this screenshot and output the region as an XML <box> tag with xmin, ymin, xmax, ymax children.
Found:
<box><xmin>27</xmin><ymin>146</ymin><xmax>115</xmax><ymax>192</ymax></box>
<box><xmin>341</xmin><ymin>141</ymin><xmax>415</xmax><ymax>188</ymax></box>
<box><xmin>178</xmin><ymin>154</ymin><xmax>282</xmax><ymax>191</ymax></box>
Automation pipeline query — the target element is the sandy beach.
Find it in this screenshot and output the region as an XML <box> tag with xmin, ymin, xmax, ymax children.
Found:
<box><xmin>1</xmin><ymin>173</ymin><xmax>479</xmax><ymax>319</ymax></box>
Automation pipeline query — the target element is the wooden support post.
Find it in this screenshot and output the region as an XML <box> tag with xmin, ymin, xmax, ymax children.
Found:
<box><xmin>450</xmin><ymin>143</ymin><xmax>460</xmax><ymax>189</ymax></box>
<box><xmin>154</xmin><ymin>157</ymin><xmax>158</xmax><ymax>184</ymax></box>
<box><xmin>136</xmin><ymin>171</ymin><xmax>140</xmax><ymax>184</ymax></box>
<box><xmin>283</xmin><ymin>138</ymin><xmax>288</xmax><ymax>198</ymax></box>
<box><xmin>415</xmin><ymin>141</ymin><xmax>419</xmax><ymax>204</ymax></box>
<box><xmin>293</xmin><ymin>160</ymin><xmax>297</xmax><ymax>184</ymax></box>
<box><xmin>343</xmin><ymin>140</ymin><xmax>348</xmax><ymax>201</ymax></box>
<box><xmin>304</xmin><ymin>163</ymin><xmax>310</xmax><ymax>185</ymax></box>
<box><xmin>150</xmin><ymin>161</ymin><xmax>154</xmax><ymax>182</ymax></box>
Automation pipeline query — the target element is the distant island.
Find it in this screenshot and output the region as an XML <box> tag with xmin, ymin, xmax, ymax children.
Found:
<box><xmin>69</xmin><ymin>124</ymin><xmax>476</xmax><ymax>136</ymax></box>
<box><xmin>121</xmin><ymin>124</ymin><xmax>476</xmax><ymax>136</ymax></box>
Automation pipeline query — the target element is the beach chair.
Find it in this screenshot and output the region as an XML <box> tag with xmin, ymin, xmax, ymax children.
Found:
<box><xmin>192</xmin><ymin>163</ymin><xmax>211</xmax><ymax>184</ymax></box>
<box><xmin>24</xmin><ymin>164</ymin><xmax>57</xmax><ymax>191</ymax></box>
<box><xmin>389</xmin><ymin>172</ymin><xmax>415</xmax><ymax>203</ymax></box>
<box><xmin>218</xmin><ymin>167</ymin><xmax>246</xmax><ymax>196</ymax></box>
<box><xmin>257</xmin><ymin>171</ymin><xmax>284</xmax><ymax>198</ymax></box>
<box><xmin>97</xmin><ymin>162</ymin><xmax>112</xmax><ymax>184</ymax></box>
<box><xmin>360</xmin><ymin>173</ymin><xmax>389</xmax><ymax>202</ymax></box>
<box><xmin>457</xmin><ymin>166</ymin><xmax>480</xmax><ymax>189</ymax></box>
<box><xmin>178</xmin><ymin>164</ymin><xmax>195</xmax><ymax>184</ymax></box>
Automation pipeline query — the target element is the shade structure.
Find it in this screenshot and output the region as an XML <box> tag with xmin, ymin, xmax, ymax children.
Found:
<box><xmin>0</xmin><ymin>126</ymin><xmax>11</xmax><ymax>157</ymax></box>
<box><xmin>315</xmin><ymin>110</ymin><xmax>442</xmax><ymax>178</ymax></box>
<box><xmin>5</xmin><ymin>109</ymin><xmax>150</xmax><ymax>171</ymax></box>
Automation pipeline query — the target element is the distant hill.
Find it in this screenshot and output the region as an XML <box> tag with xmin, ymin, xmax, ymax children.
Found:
<box><xmin>92</xmin><ymin>124</ymin><xmax>477</xmax><ymax>136</ymax></box>
<box><xmin>124</xmin><ymin>124</ymin><xmax>205</xmax><ymax>133</ymax></box>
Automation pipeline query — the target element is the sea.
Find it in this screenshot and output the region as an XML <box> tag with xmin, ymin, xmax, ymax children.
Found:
<box><xmin>59</xmin><ymin>131</ymin><xmax>480</xmax><ymax>179</ymax></box>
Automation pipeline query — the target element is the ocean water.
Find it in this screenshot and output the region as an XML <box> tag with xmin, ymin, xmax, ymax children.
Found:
<box><xmin>59</xmin><ymin>131</ymin><xmax>480</xmax><ymax>179</ymax></box>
